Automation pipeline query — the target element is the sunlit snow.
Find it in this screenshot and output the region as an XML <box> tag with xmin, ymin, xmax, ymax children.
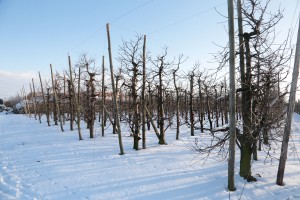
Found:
<box><xmin>0</xmin><ymin>113</ymin><xmax>300</xmax><ymax>200</ymax></box>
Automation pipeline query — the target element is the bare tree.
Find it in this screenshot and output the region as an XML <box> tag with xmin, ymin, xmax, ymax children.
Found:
<box><xmin>77</xmin><ymin>54</ymin><xmax>97</xmax><ymax>138</ymax></box>
<box><xmin>118</xmin><ymin>35</ymin><xmax>143</xmax><ymax>150</ymax></box>
<box><xmin>151</xmin><ymin>48</ymin><xmax>173</xmax><ymax>145</ymax></box>
<box><xmin>172</xmin><ymin>55</ymin><xmax>187</xmax><ymax>139</ymax></box>
<box><xmin>68</xmin><ymin>54</ymin><xmax>83</xmax><ymax>140</ymax></box>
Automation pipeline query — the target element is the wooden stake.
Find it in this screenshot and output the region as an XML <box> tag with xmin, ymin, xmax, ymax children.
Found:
<box><xmin>106</xmin><ymin>23</ymin><xmax>125</xmax><ymax>155</ymax></box>
<box><xmin>32</xmin><ymin>78</ymin><xmax>41</xmax><ymax>123</ymax></box>
<box><xmin>29</xmin><ymin>83</ymin><xmax>37</xmax><ymax>120</ymax></box>
<box><xmin>276</xmin><ymin>18</ymin><xmax>300</xmax><ymax>186</ymax></box>
<box><xmin>39</xmin><ymin>72</ymin><xmax>50</xmax><ymax>126</ymax></box>
<box><xmin>23</xmin><ymin>86</ymin><xmax>30</xmax><ymax>117</ymax></box>
<box><xmin>21</xmin><ymin>87</ymin><xmax>29</xmax><ymax>116</ymax></box>
<box><xmin>227</xmin><ymin>0</ymin><xmax>236</xmax><ymax>191</ymax></box>
<box><xmin>68</xmin><ymin>54</ymin><xmax>83</xmax><ymax>140</ymax></box>
<box><xmin>50</xmin><ymin>64</ymin><xmax>64</xmax><ymax>132</ymax></box>
<box><xmin>63</xmin><ymin>74</ymin><xmax>66</xmax><ymax>125</ymax></box>
<box><xmin>101</xmin><ymin>56</ymin><xmax>105</xmax><ymax>137</ymax></box>
<box><xmin>142</xmin><ymin>35</ymin><xmax>147</xmax><ymax>149</ymax></box>
<box><xmin>145</xmin><ymin>106</ymin><xmax>160</xmax><ymax>140</ymax></box>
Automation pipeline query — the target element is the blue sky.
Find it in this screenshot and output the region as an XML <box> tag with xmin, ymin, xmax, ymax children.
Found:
<box><xmin>0</xmin><ymin>0</ymin><xmax>299</xmax><ymax>98</ymax></box>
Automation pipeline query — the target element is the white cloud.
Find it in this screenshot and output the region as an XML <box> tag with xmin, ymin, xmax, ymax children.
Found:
<box><xmin>0</xmin><ymin>70</ymin><xmax>38</xmax><ymax>99</ymax></box>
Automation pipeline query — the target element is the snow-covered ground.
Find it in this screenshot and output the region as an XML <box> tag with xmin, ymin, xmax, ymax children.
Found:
<box><xmin>0</xmin><ymin>113</ymin><xmax>300</xmax><ymax>200</ymax></box>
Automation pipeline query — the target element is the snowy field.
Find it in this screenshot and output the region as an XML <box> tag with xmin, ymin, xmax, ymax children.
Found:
<box><xmin>0</xmin><ymin>113</ymin><xmax>300</xmax><ymax>200</ymax></box>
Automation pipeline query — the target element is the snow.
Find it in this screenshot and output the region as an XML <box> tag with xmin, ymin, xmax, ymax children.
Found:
<box><xmin>0</xmin><ymin>113</ymin><xmax>300</xmax><ymax>200</ymax></box>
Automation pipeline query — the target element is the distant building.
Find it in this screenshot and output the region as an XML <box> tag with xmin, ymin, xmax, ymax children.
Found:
<box><xmin>0</xmin><ymin>99</ymin><xmax>3</xmax><ymax>105</ymax></box>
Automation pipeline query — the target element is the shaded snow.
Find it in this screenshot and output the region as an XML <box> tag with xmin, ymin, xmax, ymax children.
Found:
<box><xmin>0</xmin><ymin>114</ymin><xmax>300</xmax><ymax>199</ymax></box>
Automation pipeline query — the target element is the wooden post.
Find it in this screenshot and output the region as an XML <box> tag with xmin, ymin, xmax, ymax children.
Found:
<box><xmin>39</xmin><ymin>72</ymin><xmax>50</xmax><ymax>126</ymax></box>
<box><xmin>189</xmin><ymin>72</ymin><xmax>194</xmax><ymax>136</ymax></box>
<box><xmin>145</xmin><ymin>106</ymin><xmax>160</xmax><ymax>140</ymax></box>
<box><xmin>173</xmin><ymin>67</ymin><xmax>180</xmax><ymax>139</ymax></box>
<box><xmin>50</xmin><ymin>64</ymin><xmax>64</xmax><ymax>132</ymax></box>
<box><xmin>63</xmin><ymin>74</ymin><xmax>66</xmax><ymax>125</ymax></box>
<box><xmin>224</xmin><ymin>76</ymin><xmax>228</xmax><ymax>124</ymax></box>
<box><xmin>214</xmin><ymin>85</ymin><xmax>219</xmax><ymax>127</ymax></box>
<box><xmin>22</xmin><ymin>86</ymin><xmax>30</xmax><ymax>117</ymax></box>
<box><xmin>68</xmin><ymin>54</ymin><xmax>83</xmax><ymax>140</ymax></box>
<box><xmin>227</xmin><ymin>0</ymin><xmax>236</xmax><ymax>191</ymax></box>
<box><xmin>276</xmin><ymin>18</ymin><xmax>300</xmax><ymax>186</ymax></box>
<box><xmin>29</xmin><ymin>83</ymin><xmax>37</xmax><ymax>120</ymax></box>
<box><xmin>103</xmin><ymin>106</ymin><xmax>119</xmax><ymax>133</ymax></box>
<box><xmin>142</xmin><ymin>35</ymin><xmax>147</xmax><ymax>149</ymax></box>
<box><xmin>67</xmin><ymin>79</ymin><xmax>74</xmax><ymax>130</ymax></box>
<box><xmin>78</xmin><ymin>66</ymin><xmax>82</xmax><ymax>135</ymax></box>
<box><xmin>101</xmin><ymin>56</ymin><xmax>105</xmax><ymax>137</ymax></box>
<box><xmin>198</xmin><ymin>78</ymin><xmax>204</xmax><ymax>133</ymax></box>
<box><xmin>106</xmin><ymin>23</ymin><xmax>125</xmax><ymax>155</ymax></box>
<box><xmin>113</xmin><ymin>73</ymin><xmax>121</xmax><ymax>135</ymax></box>
<box><xmin>32</xmin><ymin>78</ymin><xmax>41</xmax><ymax>123</ymax></box>
<box><xmin>46</xmin><ymin>88</ymin><xmax>51</xmax><ymax>120</ymax></box>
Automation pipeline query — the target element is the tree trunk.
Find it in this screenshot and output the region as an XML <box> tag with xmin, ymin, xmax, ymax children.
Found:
<box><xmin>189</xmin><ymin>73</ymin><xmax>195</xmax><ymax>136</ymax></box>
<box><xmin>101</xmin><ymin>56</ymin><xmax>106</xmax><ymax>137</ymax></box>
<box><xmin>240</xmin><ymin>141</ymin><xmax>253</xmax><ymax>179</ymax></box>
<box><xmin>113</xmin><ymin>74</ymin><xmax>121</xmax><ymax>135</ymax></box>
<box><xmin>173</xmin><ymin>68</ymin><xmax>180</xmax><ymax>139</ymax></box>
<box><xmin>145</xmin><ymin>106</ymin><xmax>160</xmax><ymax>140</ymax></box>
<box><xmin>158</xmin><ymin>64</ymin><xmax>166</xmax><ymax>145</ymax></box>
<box><xmin>62</xmin><ymin>75</ymin><xmax>66</xmax><ymax>125</ymax></box>
<box><xmin>46</xmin><ymin>88</ymin><xmax>50</xmax><ymax>123</ymax></box>
<box><xmin>67</xmin><ymin>80</ymin><xmax>74</xmax><ymax>131</ymax></box>
<box><xmin>205</xmin><ymin>85</ymin><xmax>213</xmax><ymax>130</ymax></box>
<box><xmin>132</xmin><ymin>63</ymin><xmax>140</xmax><ymax>150</ymax></box>
<box><xmin>224</xmin><ymin>76</ymin><xmax>228</xmax><ymax>124</ymax></box>
<box><xmin>253</xmin><ymin>140</ymin><xmax>258</xmax><ymax>161</ymax></box>
<box><xmin>87</xmin><ymin>73</ymin><xmax>96</xmax><ymax>138</ymax></box>
<box><xmin>239</xmin><ymin>32</ymin><xmax>255</xmax><ymax>179</ymax></box>
<box><xmin>198</xmin><ymin>78</ymin><xmax>204</xmax><ymax>133</ymax></box>
<box><xmin>214</xmin><ymin>86</ymin><xmax>219</xmax><ymax>128</ymax></box>
<box><xmin>184</xmin><ymin>90</ymin><xmax>188</xmax><ymax>123</ymax></box>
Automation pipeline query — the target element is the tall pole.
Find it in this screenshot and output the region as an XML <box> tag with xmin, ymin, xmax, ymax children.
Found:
<box><xmin>50</xmin><ymin>64</ymin><xmax>64</xmax><ymax>132</ymax></box>
<box><xmin>39</xmin><ymin>71</ymin><xmax>50</xmax><ymax>126</ymax></box>
<box><xmin>101</xmin><ymin>56</ymin><xmax>105</xmax><ymax>137</ymax></box>
<box><xmin>142</xmin><ymin>35</ymin><xmax>147</xmax><ymax>149</ymax></box>
<box><xmin>227</xmin><ymin>0</ymin><xmax>236</xmax><ymax>191</ymax></box>
<box><xmin>276</xmin><ymin>18</ymin><xmax>300</xmax><ymax>186</ymax></box>
<box><xmin>106</xmin><ymin>23</ymin><xmax>125</xmax><ymax>155</ymax></box>
<box><xmin>32</xmin><ymin>78</ymin><xmax>40</xmax><ymax>123</ymax></box>
<box><xmin>23</xmin><ymin>86</ymin><xmax>30</xmax><ymax>117</ymax></box>
<box><xmin>29</xmin><ymin>83</ymin><xmax>37</xmax><ymax>120</ymax></box>
<box><xmin>68</xmin><ymin>54</ymin><xmax>83</xmax><ymax>140</ymax></box>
